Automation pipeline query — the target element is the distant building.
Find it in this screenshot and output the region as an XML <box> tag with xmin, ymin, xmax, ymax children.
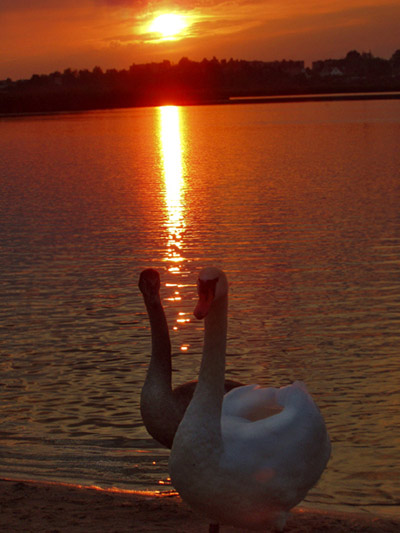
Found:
<box><xmin>312</xmin><ymin>59</ymin><xmax>345</xmax><ymax>76</ymax></box>
<box><xmin>320</xmin><ymin>65</ymin><xmax>344</xmax><ymax>77</ymax></box>
<box><xmin>0</xmin><ymin>78</ymin><xmax>13</xmax><ymax>90</ymax></box>
<box><xmin>311</xmin><ymin>50</ymin><xmax>393</xmax><ymax>79</ymax></box>
<box><xmin>258</xmin><ymin>60</ymin><xmax>305</xmax><ymax>76</ymax></box>
<box><xmin>280</xmin><ymin>61</ymin><xmax>305</xmax><ymax>76</ymax></box>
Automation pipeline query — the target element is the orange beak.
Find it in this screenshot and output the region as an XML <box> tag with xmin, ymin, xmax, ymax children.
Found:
<box><xmin>194</xmin><ymin>290</ymin><xmax>214</xmax><ymax>319</ymax></box>
<box><xmin>193</xmin><ymin>277</ymin><xmax>218</xmax><ymax>319</ymax></box>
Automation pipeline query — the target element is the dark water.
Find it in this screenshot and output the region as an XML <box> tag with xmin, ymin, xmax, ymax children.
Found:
<box><xmin>1</xmin><ymin>101</ymin><xmax>399</xmax><ymax>517</ymax></box>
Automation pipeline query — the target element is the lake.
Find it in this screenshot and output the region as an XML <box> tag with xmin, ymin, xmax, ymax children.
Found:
<box><xmin>1</xmin><ymin>100</ymin><xmax>399</xmax><ymax>518</ymax></box>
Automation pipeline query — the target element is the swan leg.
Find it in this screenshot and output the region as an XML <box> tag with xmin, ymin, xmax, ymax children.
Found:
<box><xmin>209</xmin><ymin>523</ymin><xmax>219</xmax><ymax>533</ymax></box>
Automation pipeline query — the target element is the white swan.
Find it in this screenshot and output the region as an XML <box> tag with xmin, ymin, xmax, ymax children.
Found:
<box><xmin>169</xmin><ymin>267</ymin><xmax>331</xmax><ymax>531</ymax></box>
<box><xmin>139</xmin><ymin>268</ymin><xmax>242</xmax><ymax>448</ymax></box>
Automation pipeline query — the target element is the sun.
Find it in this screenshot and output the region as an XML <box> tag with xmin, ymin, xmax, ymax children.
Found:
<box><xmin>149</xmin><ymin>13</ymin><xmax>189</xmax><ymax>40</ymax></box>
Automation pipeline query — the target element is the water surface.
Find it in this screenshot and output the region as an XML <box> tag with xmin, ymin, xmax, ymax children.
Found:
<box><xmin>1</xmin><ymin>100</ymin><xmax>399</xmax><ymax>517</ymax></box>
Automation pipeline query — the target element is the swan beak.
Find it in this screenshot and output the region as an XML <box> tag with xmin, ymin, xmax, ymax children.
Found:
<box><xmin>138</xmin><ymin>269</ymin><xmax>160</xmax><ymax>295</ymax></box>
<box><xmin>194</xmin><ymin>293</ymin><xmax>213</xmax><ymax>319</ymax></box>
<box><xmin>138</xmin><ymin>269</ymin><xmax>161</xmax><ymax>307</ymax></box>
<box><xmin>194</xmin><ymin>278</ymin><xmax>218</xmax><ymax>319</ymax></box>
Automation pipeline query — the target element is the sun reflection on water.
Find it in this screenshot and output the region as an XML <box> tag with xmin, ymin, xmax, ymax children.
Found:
<box><xmin>159</xmin><ymin>106</ymin><xmax>185</xmax><ymax>272</ymax></box>
<box><xmin>158</xmin><ymin>106</ymin><xmax>190</xmax><ymax>347</ymax></box>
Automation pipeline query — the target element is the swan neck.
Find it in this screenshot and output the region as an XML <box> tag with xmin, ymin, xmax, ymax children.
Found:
<box><xmin>144</xmin><ymin>295</ymin><xmax>172</xmax><ymax>389</ymax></box>
<box><xmin>193</xmin><ymin>293</ymin><xmax>228</xmax><ymax>425</ymax></box>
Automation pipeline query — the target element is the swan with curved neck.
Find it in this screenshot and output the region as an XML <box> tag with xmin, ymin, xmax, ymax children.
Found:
<box><xmin>169</xmin><ymin>267</ymin><xmax>331</xmax><ymax>531</ymax></box>
<box><xmin>139</xmin><ymin>268</ymin><xmax>241</xmax><ymax>449</ymax></box>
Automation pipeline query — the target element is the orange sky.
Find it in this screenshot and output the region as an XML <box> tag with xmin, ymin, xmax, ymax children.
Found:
<box><xmin>1</xmin><ymin>0</ymin><xmax>399</xmax><ymax>80</ymax></box>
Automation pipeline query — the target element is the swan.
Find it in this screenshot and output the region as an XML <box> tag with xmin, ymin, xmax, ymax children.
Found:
<box><xmin>139</xmin><ymin>268</ymin><xmax>242</xmax><ymax>449</ymax></box>
<box><xmin>169</xmin><ymin>267</ymin><xmax>331</xmax><ymax>531</ymax></box>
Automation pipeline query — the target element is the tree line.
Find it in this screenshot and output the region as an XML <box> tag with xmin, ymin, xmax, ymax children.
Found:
<box><xmin>1</xmin><ymin>50</ymin><xmax>399</xmax><ymax>114</ymax></box>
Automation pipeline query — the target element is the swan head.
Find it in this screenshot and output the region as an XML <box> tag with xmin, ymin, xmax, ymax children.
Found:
<box><xmin>194</xmin><ymin>267</ymin><xmax>228</xmax><ymax>319</ymax></box>
<box><xmin>139</xmin><ymin>268</ymin><xmax>161</xmax><ymax>304</ymax></box>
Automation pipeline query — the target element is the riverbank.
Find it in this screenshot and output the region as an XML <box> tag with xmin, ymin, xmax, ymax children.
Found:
<box><xmin>228</xmin><ymin>91</ymin><xmax>400</xmax><ymax>105</ymax></box>
<box><xmin>1</xmin><ymin>478</ymin><xmax>399</xmax><ymax>532</ymax></box>
<box><xmin>1</xmin><ymin>90</ymin><xmax>400</xmax><ymax>119</ymax></box>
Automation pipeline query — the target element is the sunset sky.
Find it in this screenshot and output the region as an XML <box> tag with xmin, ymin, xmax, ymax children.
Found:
<box><xmin>2</xmin><ymin>0</ymin><xmax>399</xmax><ymax>80</ymax></box>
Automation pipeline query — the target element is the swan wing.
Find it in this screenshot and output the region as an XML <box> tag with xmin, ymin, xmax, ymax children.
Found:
<box><xmin>222</xmin><ymin>383</ymin><xmax>283</xmax><ymax>420</ymax></box>
<box><xmin>221</xmin><ymin>381</ymin><xmax>331</xmax><ymax>504</ymax></box>
<box><xmin>221</xmin><ymin>381</ymin><xmax>330</xmax><ymax>462</ymax></box>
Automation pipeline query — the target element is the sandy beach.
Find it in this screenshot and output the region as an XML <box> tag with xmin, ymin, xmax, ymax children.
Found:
<box><xmin>1</xmin><ymin>478</ymin><xmax>399</xmax><ymax>533</ymax></box>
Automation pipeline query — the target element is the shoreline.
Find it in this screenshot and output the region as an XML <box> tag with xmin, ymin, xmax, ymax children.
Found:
<box><xmin>228</xmin><ymin>91</ymin><xmax>400</xmax><ymax>105</ymax></box>
<box><xmin>1</xmin><ymin>477</ymin><xmax>399</xmax><ymax>532</ymax></box>
<box><xmin>1</xmin><ymin>90</ymin><xmax>400</xmax><ymax>119</ymax></box>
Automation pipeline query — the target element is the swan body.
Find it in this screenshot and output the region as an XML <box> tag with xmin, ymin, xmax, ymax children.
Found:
<box><xmin>169</xmin><ymin>267</ymin><xmax>331</xmax><ymax>530</ymax></box>
<box><xmin>139</xmin><ymin>268</ymin><xmax>241</xmax><ymax>449</ymax></box>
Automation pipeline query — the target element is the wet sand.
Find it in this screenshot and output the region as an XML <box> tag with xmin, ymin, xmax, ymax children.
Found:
<box><xmin>1</xmin><ymin>478</ymin><xmax>399</xmax><ymax>532</ymax></box>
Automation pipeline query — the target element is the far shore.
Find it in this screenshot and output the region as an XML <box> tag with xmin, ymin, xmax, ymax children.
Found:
<box><xmin>228</xmin><ymin>91</ymin><xmax>400</xmax><ymax>105</ymax></box>
<box><xmin>1</xmin><ymin>90</ymin><xmax>400</xmax><ymax>119</ymax></box>
<box><xmin>1</xmin><ymin>477</ymin><xmax>399</xmax><ymax>532</ymax></box>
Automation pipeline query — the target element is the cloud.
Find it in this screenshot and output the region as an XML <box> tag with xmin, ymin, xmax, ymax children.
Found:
<box><xmin>98</xmin><ymin>0</ymin><xmax>147</xmax><ymax>6</ymax></box>
<box><xmin>0</xmin><ymin>0</ymin><xmax>86</xmax><ymax>12</ymax></box>
<box><xmin>1</xmin><ymin>0</ymin><xmax>399</xmax><ymax>79</ymax></box>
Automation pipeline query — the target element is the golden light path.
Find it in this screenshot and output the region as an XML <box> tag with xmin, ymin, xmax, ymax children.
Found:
<box><xmin>158</xmin><ymin>106</ymin><xmax>190</xmax><ymax>349</ymax></box>
<box><xmin>159</xmin><ymin>106</ymin><xmax>185</xmax><ymax>272</ymax></box>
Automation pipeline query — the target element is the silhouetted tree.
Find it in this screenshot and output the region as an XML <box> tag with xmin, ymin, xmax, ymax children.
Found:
<box><xmin>1</xmin><ymin>49</ymin><xmax>399</xmax><ymax>114</ymax></box>
<box><xmin>391</xmin><ymin>50</ymin><xmax>400</xmax><ymax>66</ymax></box>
